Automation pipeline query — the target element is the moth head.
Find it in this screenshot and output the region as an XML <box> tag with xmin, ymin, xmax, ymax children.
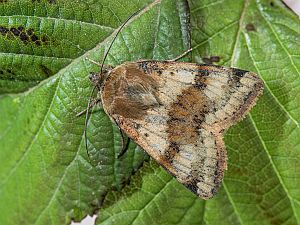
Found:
<box><xmin>89</xmin><ymin>66</ymin><xmax>113</xmax><ymax>90</ymax></box>
<box><xmin>90</xmin><ymin>8</ymin><xmax>142</xmax><ymax>90</ymax></box>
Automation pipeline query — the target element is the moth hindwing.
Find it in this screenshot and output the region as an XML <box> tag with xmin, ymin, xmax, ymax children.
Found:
<box><xmin>97</xmin><ymin>60</ymin><xmax>263</xmax><ymax>199</ymax></box>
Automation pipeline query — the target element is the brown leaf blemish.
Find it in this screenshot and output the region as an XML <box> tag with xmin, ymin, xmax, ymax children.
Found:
<box><xmin>30</xmin><ymin>34</ymin><xmax>38</xmax><ymax>42</ymax></box>
<box><xmin>20</xmin><ymin>32</ymin><xmax>29</xmax><ymax>42</ymax></box>
<box><xmin>32</xmin><ymin>0</ymin><xmax>57</xmax><ymax>4</ymax></box>
<box><xmin>0</xmin><ymin>26</ymin><xmax>9</xmax><ymax>35</ymax></box>
<box><xmin>0</xmin><ymin>67</ymin><xmax>16</xmax><ymax>79</ymax></box>
<box><xmin>0</xmin><ymin>25</ymin><xmax>50</xmax><ymax>46</ymax></box>
<box><xmin>41</xmin><ymin>35</ymin><xmax>49</xmax><ymax>43</ymax></box>
<box><xmin>202</xmin><ymin>56</ymin><xmax>221</xmax><ymax>64</ymax></box>
<box><xmin>246</xmin><ymin>23</ymin><xmax>256</xmax><ymax>32</ymax></box>
<box><xmin>10</xmin><ymin>28</ymin><xmax>20</xmax><ymax>36</ymax></box>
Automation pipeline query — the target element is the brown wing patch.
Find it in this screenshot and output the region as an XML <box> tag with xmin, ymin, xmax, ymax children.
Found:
<box><xmin>167</xmin><ymin>88</ymin><xmax>209</xmax><ymax>144</ymax></box>
<box><xmin>164</xmin><ymin>85</ymin><xmax>228</xmax><ymax>199</ymax></box>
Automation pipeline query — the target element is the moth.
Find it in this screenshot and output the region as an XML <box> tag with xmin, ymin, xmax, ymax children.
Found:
<box><xmin>82</xmin><ymin>11</ymin><xmax>264</xmax><ymax>200</ymax></box>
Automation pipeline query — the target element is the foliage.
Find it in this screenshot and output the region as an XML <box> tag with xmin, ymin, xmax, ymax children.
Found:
<box><xmin>0</xmin><ymin>0</ymin><xmax>299</xmax><ymax>224</ymax></box>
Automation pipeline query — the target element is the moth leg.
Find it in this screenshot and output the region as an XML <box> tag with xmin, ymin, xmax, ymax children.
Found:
<box><xmin>117</xmin><ymin>128</ymin><xmax>130</xmax><ymax>159</ymax></box>
<box><xmin>85</xmin><ymin>57</ymin><xmax>114</xmax><ymax>71</ymax></box>
<box><xmin>85</xmin><ymin>57</ymin><xmax>102</xmax><ymax>66</ymax></box>
<box><xmin>76</xmin><ymin>98</ymin><xmax>102</xmax><ymax>117</ymax></box>
<box><xmin>85</xmin><ymin>57</ymin><xmax>101</xmax><ymax>67</ymax></box>
<box><xmin>167</xmin><ymin>47</ymin><xmax>194</xmax><ymax>62</ymax></box>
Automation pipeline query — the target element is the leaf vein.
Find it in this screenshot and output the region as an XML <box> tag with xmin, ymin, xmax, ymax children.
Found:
<box><xmin>223</xmin><ymin>182</ymin><xmax>244</xmax><ymax>225</ymax></box>
<box><xmin>248</xmin><ymin>113</ymin><xmax>300</xmax><ymax>224</ymax></box>
<box><xmin>244</xmin><ymin>34</ymin><xmax>300</xmax><ymax>127</ymax></box>
<box><xmin>0</xmin><ymin>77</ymin><xmax>60</xmax><ymax>189</ymax></box>
<box><xmin>257</xmin><ymin>4</ymin><xmax>300</xmax><ymax>79</ymax></box>
<box><xmin>130</xmin><ymin>176</ymin><xmax>173</xmax><ymax>225</ymax></box>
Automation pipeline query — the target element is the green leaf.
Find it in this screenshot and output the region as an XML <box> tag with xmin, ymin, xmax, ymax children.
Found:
<box><xmin>0</xmin><ymin>1</ymin><xmax>299</xmax><ymax>225</ymax></box>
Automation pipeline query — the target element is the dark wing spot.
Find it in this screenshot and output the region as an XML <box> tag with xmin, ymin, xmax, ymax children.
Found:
<box><xmin>193</xmin><ymin>82</ymin><xmax>207</xmax><ymax>90</ymax></box>
<box><xmin>194</xmin><ymin>71</ymin><xmax>208</xmax><ymax>89</ymax></box>
<box><xmin>183</xmin><ymin>180</ymin><xmax>198</xmax><ymax>195</ymax></box>
<box><xmin>231</xmin><ymin>68</ymin><xmax>248</xmax><ymax>77</ymax></box>
<box><xmin>164</xmin><ymin>142</ymin><xmax>180</xmax><ymax>162</ymax></box>
<box><xmin>139</xmin><ymin>61</ymin><xmax>150</xmax><ymax>74</ymax></box>
<box><xmin>197</xmin><ymin>68</ymin><xmax>210</xmax><ymax>77</ymax></box>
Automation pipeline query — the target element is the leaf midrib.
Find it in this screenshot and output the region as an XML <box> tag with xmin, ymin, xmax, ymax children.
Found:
<box><xmin>33</xmin><ymin>132</ymin><xmax>86</xmax><ymax>225</ymax></box>
<box><xmin>248</xmin><ymin>114</ymin><xmax>300</xmax><ymax>224</ymax></box>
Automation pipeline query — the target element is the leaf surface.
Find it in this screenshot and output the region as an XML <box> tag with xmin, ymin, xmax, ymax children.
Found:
<box><xmin>0</xmin><ymin>0</ymin><xmax>299</xmax><ymax>225</ymax></box>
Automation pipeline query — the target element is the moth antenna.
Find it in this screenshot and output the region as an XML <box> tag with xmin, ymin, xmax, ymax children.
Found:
<box><xmin>84</xmin><ymin>7</ymin><xmax>144</xmax><ymax>163</ymax></box>
<box><xmin>98</xmin><ymin>7</ymin><xmax>143</xmax><ymax>83</ymax></box>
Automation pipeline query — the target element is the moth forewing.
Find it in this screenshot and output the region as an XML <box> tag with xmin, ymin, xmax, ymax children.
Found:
<box><xmin>99</xmin><ymin>60</ymin><xmax>263</xmax><ymax>199</ymax></box>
